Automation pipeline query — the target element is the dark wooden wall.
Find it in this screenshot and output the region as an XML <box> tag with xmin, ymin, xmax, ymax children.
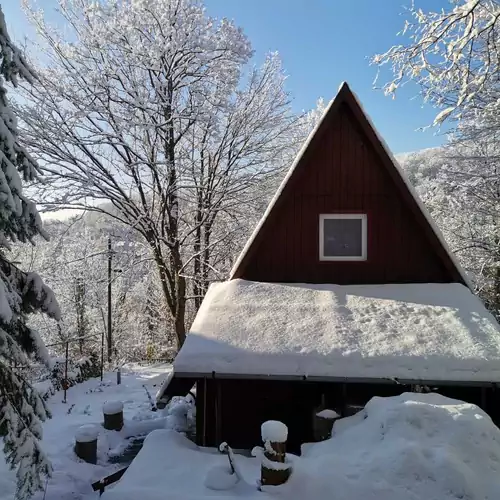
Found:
<box><xmin>195</xmin><ymin>378</ymin><xmax>500</xmax><ymax>453</ymax></box>
<box><xmin>239</xmin><ymin>103</ymin><xmax>452</xmax><ymax>284</ymax></box>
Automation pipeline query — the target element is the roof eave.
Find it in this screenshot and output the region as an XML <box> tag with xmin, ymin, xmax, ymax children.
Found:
<box><xmin>170</xmin><ymin>370</ymin><xmax>499</xmax><ymax>388</ymax></box>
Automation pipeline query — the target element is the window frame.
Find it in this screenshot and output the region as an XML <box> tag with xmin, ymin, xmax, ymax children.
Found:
<box><xmin>319</xmin><ymin>213</ymin><xmax>368</xmax><ymax>262</ymax></box>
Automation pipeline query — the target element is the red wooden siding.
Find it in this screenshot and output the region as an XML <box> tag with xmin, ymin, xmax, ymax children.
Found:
<box><xmin>236</xmin><ymin>101</ymin><xmax>460</xmax><ymax>285</ymax></box>
<box><xmin>195</xmin><ymin>378</ymin><xmax>498</xmax><ymax>452</ymax></box>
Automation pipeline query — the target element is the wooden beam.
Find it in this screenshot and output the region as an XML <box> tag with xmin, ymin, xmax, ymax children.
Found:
<box><xmin>215</xmin><ymin>381</ymin><xmax>222</xmax><ymax>445</ymax></box>
<box><xmin>202</xmin><ymin>378</ymin><xmax>207</xmax><ymax>446</ymax></box>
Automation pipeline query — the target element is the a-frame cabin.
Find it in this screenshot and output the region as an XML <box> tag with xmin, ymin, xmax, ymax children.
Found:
<box><xmin>158</xmin><ymin>83</ymin><xmax>500</xmax><ymax>452</ymax></box>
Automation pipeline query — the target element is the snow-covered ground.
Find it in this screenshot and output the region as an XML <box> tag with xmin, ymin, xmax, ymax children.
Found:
<box><xmin>0</xmin><ymin>363</ymin><xmax>182</xmax><ymax>500</ymax></box>
<box><xmin>103</xmin><ymin>393</ymin><xmax>500</xmax><ymax>500</ymax></box>
<box><xmin>3</xmin><ymin>368</ymin><xmax>500</xmax><ymax>500</ymax></box>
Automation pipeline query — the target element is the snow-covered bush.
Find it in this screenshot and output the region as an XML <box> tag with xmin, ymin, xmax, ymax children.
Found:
<box><xmin>32</xmin><ymin>380</ymin><xmax>55</xmax><ymax>401</ymax></box>
<box><xmin>49</xmin><ymin>353</ymin><xmax>100</xmax><ymax>391</ymax></box>
<box><xmin>163</xmin><ymin>396</ymin><xmax>196</xmax><ymax>438</ymax></box>
<box><xmin>75</xmin><ymin>353</ymin><xmax>101</xmax><ymax>381</ymax></box>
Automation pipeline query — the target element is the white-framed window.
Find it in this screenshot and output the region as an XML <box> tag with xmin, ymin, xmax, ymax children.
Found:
<box><xmin>319</xmin><ymin>214</ymin><xmax>367</xmax><ymax>261</ymax></box>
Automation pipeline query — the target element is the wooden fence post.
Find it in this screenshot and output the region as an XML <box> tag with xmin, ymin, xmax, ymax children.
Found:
<box><xmin>103</xmin><ymin>401</ymin><xmax>124</xmax><ymax>430</ymax></box>
<box><xmin>75</xmin><ymin>424</ymin><xmax>98</xmax><ymax>464</ymax></box>
<box><xmin>260</xmin><ymin>420</ymin><xmax>291</xmax><ymax>486</ymax></box>
<box><xmin>313</xmin><ymin>409</ymin><xmax>340</xmax><ymax>441</ymax></box>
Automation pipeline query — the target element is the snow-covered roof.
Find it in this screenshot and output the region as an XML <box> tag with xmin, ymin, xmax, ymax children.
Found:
<box><xmin>229</xmin><ymin>82</ymin><xmax>471</xmax><ymax>289</ymax></box>
<box><xmin>174</xmin><ymin>279</ymin><xmax>500</xmax><ymax>383</ymax></box>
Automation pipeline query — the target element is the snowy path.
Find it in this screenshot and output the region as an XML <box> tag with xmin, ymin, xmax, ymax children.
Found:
<box><xmin>0</xmin><ymin>363</ymin><xmax>175</xmax><ymax>500</ymax></box>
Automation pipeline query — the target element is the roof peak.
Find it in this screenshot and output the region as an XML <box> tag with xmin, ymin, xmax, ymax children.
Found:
<box><xmin>338</xmin><ymin>81</ymin><xmax>350</xmax><ymax>92</ymax></box>
<box><xmin>229</xmin><ymin>82</ymin><xmax>470</xmax><ymax>289</ymax></box>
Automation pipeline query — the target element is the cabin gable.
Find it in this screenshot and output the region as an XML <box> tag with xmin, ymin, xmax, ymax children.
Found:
<box><xmin>160</xmin><ymin>84</ymin><xmax>493</xmax><ymax>455</ymax></box>
<box><xmin>232</xmin><ymin>88</ymin><xmax>465</xmax><ymax>285</ymax></box>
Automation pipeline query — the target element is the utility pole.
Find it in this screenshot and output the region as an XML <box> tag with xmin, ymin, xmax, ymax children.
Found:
<box><xmin>107</xmin><ymin>237</ymin><xmax>113</xmax><ymax>364</ymax></box>
<box><xmin>100</xmin><ymin>326</ymin><xmax>104</xmax><ymax>382</ymax></box>
<box><xmin>63</xmin><ymin>339</ymin><xmax>69</xmax><ymax>404</ymax></box>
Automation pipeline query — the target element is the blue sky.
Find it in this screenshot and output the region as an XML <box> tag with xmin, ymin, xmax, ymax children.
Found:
<box><xmin>4</xmin><ymin>0</ymin><xmax>451</xmax><ymax>153</ymax></box>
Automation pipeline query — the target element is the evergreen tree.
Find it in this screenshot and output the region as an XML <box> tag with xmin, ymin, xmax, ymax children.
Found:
<box><xmin>0</xmin><ymin>6</ymin><xmax>60</xmax><ymax>499</ymax></box>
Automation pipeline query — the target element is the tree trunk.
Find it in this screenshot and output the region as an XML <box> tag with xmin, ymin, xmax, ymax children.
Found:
<box><xmin>201</xmin><ymin>220</ymin><xmax>211</xmax><ymax>298</ymax></box>
<box><xmin>193</xmin><ymin>203</ymin><xmax>203</xmax><ymax>311</ymax></box>
<box><xmin>74</xmin><ymin>276</ymin><xmax>86</xmax><ymax>355</ymax></box>
<box><xmin>172</xmin><ymin>247</ymin><xmax>187</xmax><ymax>349</ymax></box>
<box><xmin>151</xmin><ymin>241</ymin><xmax>187</xmax><ymax>350</ymax></box>
<box><xmin>174</xmin><ymin>298</ymin><xmax>186</xmax><ymax>348</ymax></box>
<box><xmin>145</xmin><ymin>282</ymin><xmax>159</xmax><ymax>344</ymax></box>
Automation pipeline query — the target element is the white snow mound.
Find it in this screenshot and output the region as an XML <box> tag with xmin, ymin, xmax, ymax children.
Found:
<box><xmin>101</xmin><ymin>393</ymin><xmax>500</xmax><ymax>500</ymax></box>
<box><xmin>204</xmin><ymin>465</ymin><xmax>239</xmax><ymax>491</ymax></box>
<box><xmin>288</xmin><ymin>393</ymin><xmax>500</xmax><ymax>500</ymax></box>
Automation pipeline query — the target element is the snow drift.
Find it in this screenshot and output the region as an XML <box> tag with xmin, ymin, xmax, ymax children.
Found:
<box><xmin>290</xmin><ymin>392</ymin><xmax>500</xmax><ymax>500</ymax></box>
<box><xmin>103</xmin><ymin>392</ymin><xmax>500</xmax><ymax>500</ymax></box>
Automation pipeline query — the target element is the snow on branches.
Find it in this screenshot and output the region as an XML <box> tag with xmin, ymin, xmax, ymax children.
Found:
<box><xmin>372</xmin><ymin>0</ymin><xmax>500</xmax><ymax>126</ymax></box>
<box><xmin>18</xmin><ymin>0</ymin><xmax>302</xmax><ymax>349</ymax></box>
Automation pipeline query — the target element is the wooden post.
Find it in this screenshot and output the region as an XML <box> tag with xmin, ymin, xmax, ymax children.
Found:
<box><xmin>313</xmin><ymin>409</ymin><xmax>340</xmax><ymax>441</ymax></box>
<box><xmin>100</xmin><ymin>328</ymin><xmax>104</xmax><ymax>382</ymax></box>
<box><xmin>201</xmin><ymin>378</ymin><xmax>207</xmax><ymax>447</ymax></box>
<box><xmin>107</xmin><ymin>237</ymin><xmax>113</xmax><ymax>364</ymax></box>
<box><xmin>75</xmin><ymin>425</ymin><xmax>98</xmax><ymax>464</ymax></box>
<box><xmin>260</xmin><ymin>420</ymin><xmax>291</xmax><ymax>487</ymax></box>
<box><xmin>481</xmin><ymin>386</ymin><xmax>487</xmax><ymax>411</ymax></box>
<box><xmin>103</xmin><ymin>401</ymin><xmax>124</xmax><ymax>431</ymax></box>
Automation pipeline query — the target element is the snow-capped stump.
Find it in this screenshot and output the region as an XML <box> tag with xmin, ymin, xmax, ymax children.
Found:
<box><xmin>103</xmin><ymin>401</ymin><xmax>124</xmax><ymax>431</ymax></box>
<box><xmin>261</xmin><ymin>420</ymin><xmax>288</xmax><ymax>444</ymax></box>
<box><xmin>313</xmin><ymin>408</ymin><xmax>340</xmax><ymax>441</ymax></box>
<box><xmin>75</xmin><ymin>424</ymin><xmax>99</xmax><ymax>464</ymax></box>
<box><xmin>260</xmin><ymin>420</ymin><xmax>291</xmax><ymax>486</ymax></box>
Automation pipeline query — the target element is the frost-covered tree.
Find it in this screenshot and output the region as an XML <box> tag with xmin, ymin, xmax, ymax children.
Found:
<box><xmin>0</xmin><ymin>6</ymin><xmax>60</xmax><ymax>500</ymax></box>
<box><xmin>441</xmin><ymin>133</ymin><xmax>500</xmax><ymax>317</ymax></box>
<box><xmin>372</xmin><ymin>0</ymin><xmax>500</xmax><ymax>128</ymax></box>
<box><xmin>17</xmin><ymin>0</ymin><xmax>300</xmax><ymax>348</ymax></box>
<box><xmin>185</xmin><ymin>52</ymin><xmax>304</xmax><ymax>307</ymax></box>
<box><xmin>372</xmin><ymin>0</ymin><xmax>500</xmax><ymax>316</ymax></box>
<box><xmin>400</xmin><ymin>134</ymin><xmax>500</xmax><ymax>317</ymax></box>
<box><xmin>188</xmin><ymin>95</ymin><xmax>327</xmax><ymax>307</ymax></box>
<box><xmin>13</xmin><ymin>211</ymin><xmax>176</xmax><ymax>364</ymax></box>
